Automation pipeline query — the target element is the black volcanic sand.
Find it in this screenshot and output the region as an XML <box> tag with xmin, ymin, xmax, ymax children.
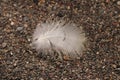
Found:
<box><xmin>0</xmin><ymin>0</ymin><xmax>120</xmax><ymax>80</ymax></box>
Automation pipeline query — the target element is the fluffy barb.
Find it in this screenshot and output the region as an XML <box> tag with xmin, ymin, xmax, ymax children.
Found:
<box><xmin>32</xmin><ymin>20</ymin><xmax>86</xmax><ymax>59</ymax></box>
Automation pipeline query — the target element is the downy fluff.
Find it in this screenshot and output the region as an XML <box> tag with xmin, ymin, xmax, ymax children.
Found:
<box><xmin>32</xmin><ymin>20</ymin><xmax>86</xmax><ymax>59</ymax></box>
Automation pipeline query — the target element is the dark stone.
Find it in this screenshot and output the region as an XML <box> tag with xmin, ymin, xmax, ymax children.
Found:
<box><xmin>33</xmin><ymin>0</ymin><xmax>39</xmax><ymax>5</ymax></box>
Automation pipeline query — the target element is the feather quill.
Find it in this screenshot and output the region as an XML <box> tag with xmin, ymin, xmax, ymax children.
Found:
<box><xmin>32</xmin><ymin>20</ymin><xmax>86</xmax><ymax>59</ymax></box>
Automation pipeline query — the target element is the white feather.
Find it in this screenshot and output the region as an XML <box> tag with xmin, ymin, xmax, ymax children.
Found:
<box><xmin>32</xmin><ymin>20</ymin><xmax>86</xmax><ymax>59</ymax></box>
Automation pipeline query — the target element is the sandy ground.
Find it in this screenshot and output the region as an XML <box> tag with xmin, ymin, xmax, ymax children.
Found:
<box><xmin>0</xmin><ymin>0</ymin><xmax>120</xmax><ymax>80</ymax></box>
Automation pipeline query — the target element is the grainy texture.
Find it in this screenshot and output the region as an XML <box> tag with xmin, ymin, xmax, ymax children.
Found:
<box><xmin>0</xmin><ymin>0</ymin><xmax>120</xmax><ymax>80</ymax></box>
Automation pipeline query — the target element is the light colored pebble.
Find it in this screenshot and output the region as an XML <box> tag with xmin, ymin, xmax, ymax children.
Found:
<box><xmin>40</xmin><ymin>78</ymin><xmax>44</xmax><ymax>80</ymax></box>
<box><xmin>11</xmin><ymin>21</ymin><xmax>14</xmax><ymax>25</ymax></box>
<box><xmin>2</xmin><ymin>43</ymin><xmax>7</xmax><ymax>48</ymax></box>
<box><xmin>16</xmin><ymin>27</ymin><xmax>23</xmax><ymax>31</ymax></box>
<box><xmin>117</xmin><ymin>1</ymin><xmax>120</xmax><ymax>5</ymax></box>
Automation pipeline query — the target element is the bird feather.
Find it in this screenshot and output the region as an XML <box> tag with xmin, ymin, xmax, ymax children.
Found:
<box><xmin>32</xmin><ymin>20</ymin><xmax>86</xmax><ymax>59</ymax></box>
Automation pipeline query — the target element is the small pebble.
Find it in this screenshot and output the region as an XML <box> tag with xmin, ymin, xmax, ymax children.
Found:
<box><xmin>11</xmin><ymin>21</ymin><xmax>15</xmax><ymax>25</ymax></box>
<box><xmin>112</xmin><ymin>64</ymin><xmax>117</xmax><ymax>68</ymax></box>
<box><xmin>63</xmin><ymin>78</ymin><xmax>67</xmax><ymax>80</ymax></box>
<box><xmin>117</xmin><ymin>1</ymin><xmax>120</xmax><ymax>5</ymax></box>
<box><xmin>10</xmin><ymin>52</ymin><xmax>13</xmax><ymax>55</ymax></box>
<box><xmin>96</xmin><ymin>52</ymin><xmax>99</xmax><ymax>54</ymax></box>
<box><xmin>27</xmin><ymin>38</ymin><xmax>31</xmax><ymax>42</ymax></box>
<box><xmin>117</xmin><ymin>46</ymin><xmax>120</xmax><ymax>51</ymax></box>
<box><xmin>0</xmin><ymin>38</ymin><xmax>3</xmax><ymax>44</ymax></box>
<box><xmin>40</xmin><ymin>78</ymin><xmax>44</xmax><ymax>80</ymax></box>
<box><xmin>16</xmin><ymin>27</ymin><xmax>23</xmax><ymax>31</ymax></box>
<box><xmin>2</xmin><ymin>43</ymin><xmax>7</xmax><ymax>48</ymax></box>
